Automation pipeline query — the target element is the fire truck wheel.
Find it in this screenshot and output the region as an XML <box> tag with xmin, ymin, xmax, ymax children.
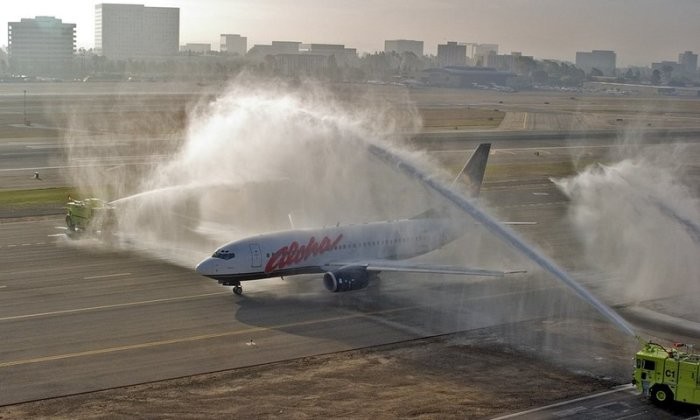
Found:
<box><xmin>650</xmin><ymin>385</ymin><xmax>672</xmax><ymax>405</ymax></box>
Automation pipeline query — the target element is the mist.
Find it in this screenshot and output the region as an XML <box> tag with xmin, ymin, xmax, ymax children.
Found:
<box><xmin>61</xmin><ymin>78</ymin><xmax>455</xmax><ymax>268</ymax></box>
<box><xmin>554</xmin><ymin>144</ymin><xmax>700</xmax><ymax>304</ymax></box>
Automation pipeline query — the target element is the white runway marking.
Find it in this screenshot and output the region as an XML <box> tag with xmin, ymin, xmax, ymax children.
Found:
<box><xmin>0</xmin><ymin>286</ymin><xmax>7</xmax><ymax>289</ymax></box>
<box><xmin>0</xmin><ymin>291</ymin><xmax>229</xmax><ymax>322</ymax></box>
<box><xmin>84</xmin><ymin>272</ymin><xmax>132</xmax><ymax>280</ymax></box>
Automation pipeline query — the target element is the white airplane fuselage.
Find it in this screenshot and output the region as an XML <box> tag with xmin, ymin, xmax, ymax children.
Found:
<box><xmin>195</xmin><ymin>217</ymin><xmax>459</xmax><ymax>283</ymax></box>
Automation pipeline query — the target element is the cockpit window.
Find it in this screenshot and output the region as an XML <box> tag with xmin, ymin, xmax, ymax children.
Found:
<box><xmin>212</xmin><ymin>249</ymin><xmax>235</xmax><ymax>260</ymax></box>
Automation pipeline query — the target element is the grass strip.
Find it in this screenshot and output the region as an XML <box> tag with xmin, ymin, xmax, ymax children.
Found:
<box><xmin>0</xmin><ymin>187</ymin><xmax>79</xmax><ymax>208</ymax></box>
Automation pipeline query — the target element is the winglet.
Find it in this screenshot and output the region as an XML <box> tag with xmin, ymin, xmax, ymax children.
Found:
<box><xmin>452</xmin><ymin>143</ymin><xmax>491</xmax><ymax>197</ymax></box>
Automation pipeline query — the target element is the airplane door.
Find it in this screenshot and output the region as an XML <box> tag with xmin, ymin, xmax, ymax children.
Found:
<box><xmin>249</xmin><ymin>243</ymin><xmax>262</xmax><ymax>268</ymax></box>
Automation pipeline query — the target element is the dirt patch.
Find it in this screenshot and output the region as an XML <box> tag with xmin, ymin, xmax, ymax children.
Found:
<box><xmin>0</xmin><ymin>336</ymin><xmax>615</xmax><ymax>419</ymax></box>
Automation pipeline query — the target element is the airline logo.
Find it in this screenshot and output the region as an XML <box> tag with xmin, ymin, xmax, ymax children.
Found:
<box><xmin>265</xmin><ymin>234</ymin><xmax>343</xmax><ymax>273</ymax></box>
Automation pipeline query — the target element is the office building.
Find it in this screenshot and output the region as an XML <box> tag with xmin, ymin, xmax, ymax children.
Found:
<box><xmin>437</xmin><ymin>42</ymin><xmax>466</xmax><ymax>67</ymax></box>
<box><xmin>651</xmin><ymin>60</ymin><xmax>682</xmax><ymax>84</ymax></box>
<box><xmin>220</xmin><ymin>34</ymin><xmax>247</xmax><ymax>55</ymax></box>
<box><xmin>575</xmin><ymin>50</ymin><xmax>616</xmax><ymax>76</ymax></box>
<box><xmin>485</xmin><ymin>51</ymin><xmax>533</xmax><ymax>74</ymax></box>
<box><xmin>7</xmin><ymin>16</ymin><xmax>75</xmax><ymax>76</ymax></box>
<box><xmin>95</xmin><ymin>3</ymin><xmax>179</xmax><ymax>59</ymax></box>
<box><xmin>679</xmin><ymin>51</ymin><xmax>698</xmax><ymax>76</ymax></box>
<box><xmin>384</xmin><ymin>39</ymin><xmax>424</xmax><ymax>57</ymax></box>
<box><xmin>247</xmin><ymin>41</ymin><xmax>301</xmax><ymax>60</ymax></box>
<box><xmin>301</xmin><ymin>43</ymin><xmax>357</xmax><ymax>66</ymax></box>
<box><xmin>466</xmin><ymin>43</ymin><xmax>498</xmax><ymax>66</ymax></box>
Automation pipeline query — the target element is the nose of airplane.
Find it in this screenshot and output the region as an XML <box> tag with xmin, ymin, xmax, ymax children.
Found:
<box><xmin>195</xmin><ymin>258</ymin><xmax>218</xmax><ymax>276</ymax></box>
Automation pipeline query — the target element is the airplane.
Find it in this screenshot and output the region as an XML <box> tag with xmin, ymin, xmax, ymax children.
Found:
<box><xmin>195</xmin><ymin>143</ymin><xmax>517</xmax><ymax>295</ymax></box>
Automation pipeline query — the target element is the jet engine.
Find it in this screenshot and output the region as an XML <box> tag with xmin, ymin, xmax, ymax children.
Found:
<box><xmin>323</xmin><ymin>268</ymin><xmax>370</xmax><ymax>292</ymax></box>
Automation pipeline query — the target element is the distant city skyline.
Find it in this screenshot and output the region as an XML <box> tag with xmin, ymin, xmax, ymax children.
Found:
<box><xmin>3</xmin><ymin>0</ymin><xmax>700</xmax><ymax>66</ymax></box>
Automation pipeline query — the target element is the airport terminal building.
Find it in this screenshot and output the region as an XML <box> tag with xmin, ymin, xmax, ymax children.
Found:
<box><xmin>95</xmin><ymin>3</ymin><xmax>179</xmax><ymax>60</ymax></box>
<box><xmin>422</xmin><ymin>66</ymin><xmax>515</xmax><ymax>88</ymax></box>
<box><xmin>7</xmin><ymin>16</ymin><xmax>76</xmax><ymax>77</ymax></box>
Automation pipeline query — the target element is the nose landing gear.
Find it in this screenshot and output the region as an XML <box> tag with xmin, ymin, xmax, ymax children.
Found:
<box><xmin>232</xmin><ymin>284</ymin><xmax>243</xmax><ymax>295</ymax></box>
<box><xmin>220</xmin><ymin>280</ymin><xmax>243</xmax><ymax>295</ymax></box>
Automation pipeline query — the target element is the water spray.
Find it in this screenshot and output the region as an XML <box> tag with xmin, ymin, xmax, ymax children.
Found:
<box><xmin>555</xmin><ymin>155</ymin><xmax>700</xmax><ymax>304</ymax></box>
<box><xmin>64</xmin><ymin>81</ymin><xmax>433</xmax><ymax>269</ymax></box>
<box><xmin>367</xmin><ymin>143</ymin><xmax>637</xmax><ymax>337</ymax></box>
<box><xmin>606</xmin><ymin>165</ymin><xmax>700</xmax><ymax>245</ymax></box>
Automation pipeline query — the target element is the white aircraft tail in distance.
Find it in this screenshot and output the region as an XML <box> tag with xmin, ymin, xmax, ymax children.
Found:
<box><xmin>195</xmin><ymin>143</ymin><xmax>514</xmax><ymax>295</ymax></box>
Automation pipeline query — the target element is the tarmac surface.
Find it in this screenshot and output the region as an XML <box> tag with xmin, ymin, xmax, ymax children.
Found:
<box><xmin>1</xmin><ymin>83</ymin><xmax>700</xmax><ymax>417</ymax></box>
<box><xmin>0</xmin><ymin>211</ymin><xmax>594</xmax><ymax>406</ymax></box>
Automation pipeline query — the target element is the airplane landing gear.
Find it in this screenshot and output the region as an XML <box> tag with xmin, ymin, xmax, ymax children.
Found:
<box><xmin>232</xmin><ymin>285</ymin><xmax>243</xmax><ymax>295</ymax></box>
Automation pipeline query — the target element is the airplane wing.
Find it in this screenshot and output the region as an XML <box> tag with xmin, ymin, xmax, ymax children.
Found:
<box><xmin>323</xmin><ymin>260</ymin><xmax>524</xmax><ymax>277</ymax></box>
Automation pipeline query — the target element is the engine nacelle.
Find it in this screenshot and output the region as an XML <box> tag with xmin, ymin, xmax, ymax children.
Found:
<box><xmin>323</xmin><ymin>268</ymin><xmax>370</xmax><ymax>292</ymax></box>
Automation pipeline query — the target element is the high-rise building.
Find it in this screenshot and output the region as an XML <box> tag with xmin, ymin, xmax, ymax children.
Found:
<box><xmin>437</xmin><ymin>42</ymin><xmax>466</xmax><ymax>67</ymax></box>
<box><xmin>575</xmin><ymin>50</ymin><xmax>616</xmax><ymax>76</ymax></box>
<box><xmin>679</xmin><ymin>51</ymin><xmax>698</xmax><ymax>76</ymax></box>
<box><xmin>7</xmin><ymin>16</ymin><xmax>75</xmax><ymax>76</ymax></box>
<box><xmin>95</xmin><ymin>3</ymin><xmax>179</xmax><ymax>59</ymax></box>
<box><xmin>220</xmin><ymin>34</ymin><xmax>247</xmax><ymax>55</ymax></box>
<box><xmin>384</xmin><ymin>40</ymin><xmax>424</xmax><ymax>57</ymax></box>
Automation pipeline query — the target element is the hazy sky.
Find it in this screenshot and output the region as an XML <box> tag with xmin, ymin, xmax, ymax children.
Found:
<box><xmin>3</xmin><ymin>0</ymin><xmax>699</xmax><ymax>66</ymax></box>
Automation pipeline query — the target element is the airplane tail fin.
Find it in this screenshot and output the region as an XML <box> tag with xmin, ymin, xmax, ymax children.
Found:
<box><xmin>411</xmin><ymin>143</ymin><xmax>491</xmax><ymax>220</ymax></box>
<box><xmin>451</xmin><ymin>143</ymin><xmax>491</xmax><ymax>197</ymax></box>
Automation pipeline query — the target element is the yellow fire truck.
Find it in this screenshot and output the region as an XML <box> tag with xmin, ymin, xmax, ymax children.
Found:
<box><xmin>633</xmin><ymin>341</ymin><xmax>700</xmax><ymax>406</ymax></box>
<box><xmin>65</xmin><ymin>197</ymin><xmax>115</xmax><ymax>235</ymax></box>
